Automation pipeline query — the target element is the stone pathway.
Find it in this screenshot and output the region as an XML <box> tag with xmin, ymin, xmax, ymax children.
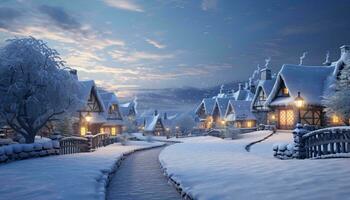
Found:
<box><xmin>107</xmin><ymin>146</ymin><xmax>180</xmax><ymax>200</ymax></box>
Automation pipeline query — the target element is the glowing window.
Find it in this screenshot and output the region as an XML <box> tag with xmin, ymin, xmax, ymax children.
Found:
<box><xmin>80</xmin><ymin>127</ymin><xmax>86</xmax><ymax>136</ymax></box>
<box><xmin>111</xmin><ymin>127</ymin><xmax>116</xmax><ymax>136</ymax></box>
<box><xmin>283</xmin><ymin>87</ymin><xmax>289</xmax><ymax>95</ymax></box>
<box><xmin>247</xmin><ymin>121</ymin><xmax>252</xmax><ymax>128</ymax></box>
<box><xmin>100</xmin><ymin>128</ymin><xmax>104</xmax><ymax>133</ymax></box>
<box><xmin>332</xmin><ymin>115</ymin><xmax>340</xmax><ymax>124</ymax></box>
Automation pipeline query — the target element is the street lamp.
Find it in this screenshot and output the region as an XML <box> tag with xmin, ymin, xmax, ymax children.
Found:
<box><xmin>294</xmin><ymin>92</ymin><xmax>304</xmax><ymax>124</ymax></box>
<box><xmin>85</xmin><ymin>112</ymin><xmax>92</xmax><ymax>133</ymax></box>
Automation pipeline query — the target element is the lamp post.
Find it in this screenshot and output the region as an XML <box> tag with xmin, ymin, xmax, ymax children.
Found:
<box><xmin>294</xmin><ymin>92</ymin><xmax>305</xmax><ymax>124</ymax></box>
<box><xmin>85</xmin><ymin>112</ymin><xmax>92</xmax><ymax>133</ymax></box>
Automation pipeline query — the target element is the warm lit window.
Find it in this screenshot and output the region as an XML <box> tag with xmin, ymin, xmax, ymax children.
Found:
<box><xmin>247</xmin><ymin>121</ymin><xmax>252</xmax><ymax>128</ymax></box>
<box><xmin>332</xmin><ymin>115</ymin><xmax>340</xmax><ymax>124</ymax></box>
<box><xmin>283</xmin><ymin>87</ymin><xmax>289</xmax><ymax>95</ymax></box>
<box><xmin>80</xmin><ymin>127</ymin><xmax>86</xmax><ymax>136</ymax></box>
<box><xmin>111</xmin><ymin>127</ymin><xmax>116</xmax><ymax>136</ymax></box>
<box><xmin>100</xmin><ymin>128</ymin><xmax>104</xmax><ymax>133</ymax></box>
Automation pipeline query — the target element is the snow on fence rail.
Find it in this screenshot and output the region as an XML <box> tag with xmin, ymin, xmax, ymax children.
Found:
<box><xmin>60</xmin><ymin>133</ymin><xmax>114</xmax><ymax>155</ymax></box>
<box><xmin>302</xmin><ymin>126</ymin><xmax>350</xmax><ymax>158</ymax></box>
<box><xmin>59</xmin><ymin>137</ymin><xmax>89</xmax><ymax>154</ymax></box>
<box><xmin>0</xmin><ymin>141</ymin><xmax>60</xmax><ymax>163</ymax></box>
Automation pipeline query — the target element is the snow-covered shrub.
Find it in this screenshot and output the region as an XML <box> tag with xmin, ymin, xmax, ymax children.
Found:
<box><xmin>119</xmin><ymin>134</ymin><xmax>129</xmax><ymax>146</ymax></box>
<box><xmin>273</xmin><ymin>143</ymin><xmax>295</xmax><ymax>159</ymax></box>
<box><xmin>0</xmin><ymin>37</ymin><xmax>81</xmax><ymax>143</ymax></box>
<box><xmin>174</xmin><ymin>113</ymin><xmax>196</xmax><ymax>135</ymax></box>
<box><xmin>0</xmin><ymin>141</ymin><xmax>59</xmax><ymax>164</ymax></box>
<box><xmin>146</xmin><ymin>134</ymin><xmax>154</xmax><ymax>143</ymax></box>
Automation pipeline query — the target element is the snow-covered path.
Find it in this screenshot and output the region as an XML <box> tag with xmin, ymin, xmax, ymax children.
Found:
<box><xmin>107</xmin><ymin>146</ymin><xmax>180</xmax><ymax>200</ymax></box>
<box><xmin>160</xmin><ymin>132</ymin><xmax>350</xmax><ymax>200</ymax></box>
<box><xmin>0</xmin><ymin>141</ymin><xmax>164</xmax><ymax>200</ymax></box>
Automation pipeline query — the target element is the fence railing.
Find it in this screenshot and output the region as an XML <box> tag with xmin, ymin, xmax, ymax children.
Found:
<box><xmin>59</xmin><ymin>133</ymin><xmax>114</xmax><ymax>155</ymax></box>
<box><xmin>86</xmin><ymin>133</ymin><xmax>114</xmax><ymax>152</ymax></box>
<box><xmin>301</xmin><ymin>127</ymin><xmax>350</xmax><ymax>158</ymax></box>
<box><xmin>59</xmin><ymin>137</ymin><xmax>89</xmax><ymax>155</ymax></box>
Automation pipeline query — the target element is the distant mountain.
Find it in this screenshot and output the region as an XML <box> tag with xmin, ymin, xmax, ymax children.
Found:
<box><xmin>119</xmin><ymin>81</ymin><xmax>241</xmax><ymax>115</ymax></box>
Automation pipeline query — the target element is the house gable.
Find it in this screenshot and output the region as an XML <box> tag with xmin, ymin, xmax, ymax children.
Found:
<box><xmin>252</xmin><ymin>86</ymin><xmax>268</xmax><ymax>111</ymax></box>
<box><xmin>85</xmin><ymin>86</ymin><xmax>104</xmax><ymax>112</ymax></box>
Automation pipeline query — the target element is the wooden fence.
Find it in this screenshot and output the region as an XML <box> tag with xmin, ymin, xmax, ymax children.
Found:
<box><xmin>59</xmin><ymin>133</ymin><xmax>114</xmax><ymax>155</ymax></box>
<box><xmin>302</xmin><ymin>127</ymin><xmax>350</xmax><ymax>158</ymax></box>
<box><xmin>86</xmin><ymin>133</ymin><xmax>114</xmax><ymax>151</ymax></box>
<box><xmin>59</xmin><ymin>137</ymin><xmax>89</xmax><ymax>155</ymax></box>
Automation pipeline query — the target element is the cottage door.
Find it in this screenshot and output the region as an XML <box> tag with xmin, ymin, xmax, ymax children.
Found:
<box><xmin>279</xmin><ymin>110</ymin><xmax>294</xmax><ymax>129</ymax></box>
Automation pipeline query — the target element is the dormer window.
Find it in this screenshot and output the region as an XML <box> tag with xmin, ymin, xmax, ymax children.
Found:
<box><xmin>277</xmin><ymin>80</ymin><xmax>289</xmax><ymax>97</ymax></box>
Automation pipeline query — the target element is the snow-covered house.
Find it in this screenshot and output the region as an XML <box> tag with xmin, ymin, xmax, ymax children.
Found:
<box><xmin>120</xmin><ymin>98</ymin><xmax>137</xmax><ymax>120</ymax></box>
<box><xmin>195</xmin><ymin>82</ymin><xmax>255</xmax><ymax>129</ymax></box>
<box><xmin>99</xmin><ymin>92</ymin><xmax>124</xmax><ymax>135</ymax></box>
<box><xmin>225</xmin><ymin>100</ymin><xmax>256</xmax><ymax>128</ymax></box>
<box><xmin>265</xmin><ymin>45</ymin><xmax>350</xmax><ymax>129</ymax></box>
<box><xmin>251</xmin><ymin>66</ymin><xmax>276</xmax><ymax>125</ymax></box>
<box><xmin>74</xmin><ymin>81</ymin><xmax>123</xmax><ymax>136</ymax></box>
<box><xmin>195</xmin><ymin>98</ymin><xmax>216</xmax><ymax>129</ymax></box>
<box><xmin>143</xmin><ymin>110</ymin><xmax>166</xmax><ymax>136</ymax></box>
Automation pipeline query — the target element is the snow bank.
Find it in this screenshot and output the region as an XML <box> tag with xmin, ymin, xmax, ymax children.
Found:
<box><xmin>0</xmin><ymin>141</ymin><xmax>164</xmax><ymax>200</ymax></box>
<box><xmin>160</xmin><ymin>131</ymin><xmax>350</xmax><ymax>200</ymax></box>
<box><xmin>0</xmin><ymin>141</ymin><xmax>59</xmax><ymax>163</ymax></box>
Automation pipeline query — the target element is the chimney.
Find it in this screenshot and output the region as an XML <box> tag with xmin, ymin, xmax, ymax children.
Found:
<box><xmin>69</xmin><ymin>69</ymin><xmax>78</xmax><ymax>80</ymax></box>
<box><xmin>154</xmin><ymin>110</ymin><xmax>158</xmax><ymax>116</ymax></box>
<box><xmin>238</xmin><ymin>83</ymin><xmax>243</xmax><ymax>90</ymax></box>
<box><xmin>260</xmin><ymin>68</ymin><xmax>272</xmax><ymax>80</ymax></box>
<box><xmin>164</xmin><ymin>112</ymin><xmax>168</xmax><ymax>120</ymax></box>
<box><xmin>340</xmin><ymin>45</ymin><xmax>350</xmax><ymax>55</ymax></box>
<box><xmin>323</xmin><ymin>51</ymin><xmax>331</xmax><ymax>66</ymax></box>
<box><xmin>339</xmin><ymin>45</ymin><xmax>350</xmax><ymax>65</ymax></box>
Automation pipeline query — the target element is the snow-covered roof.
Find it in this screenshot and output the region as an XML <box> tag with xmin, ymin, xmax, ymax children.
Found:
<box><xmin>216</xmin><ymin>98</ymin><xmax>233</xmax><ymax>118</ymax></box>
<box><xmin>266</xmin><ymin>64</ymin><xmax>336</xmax><ymax>106</ymax></box>
<box><xmin>195</xmin><ymin>98</ymin><xmax>216</xmax><ymax>116</ymax></box>
<box><xmin>78</xmin><ymin>80</ymin><xmax>106</xmax><ymax>112</ymax></box>
<box><xmin>144</xmin><ymin>114</ymin><xmax>163</xmax><ymax>132</ymax></box>
<box><xmin>250</xmin><ymin>78</ymin><xmax>276</xmax><ymax>110</ymax></box>
<box><xmin>100</xmin><ymin>92</ymin><xmax>119</xmax><ymax>110</ymax></box>
<box><xmin>233</xmin><ymin>88</ymin><xmax>254</xmax><ymax>101</ymax></box>
<box><xmin>225</xmin><ymin>100</ymin><xmax>256</xmax><ymax>121</ymax></box>
<box><xmin>120</xmin><ymin>99</ymin><xmax>137</xmax><ymax>117</ymax></box>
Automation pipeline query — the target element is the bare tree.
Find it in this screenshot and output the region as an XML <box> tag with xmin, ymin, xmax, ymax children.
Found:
<box><xmin>0</xmin><ymin>37</ymin><xmax>81</xmax><ymax>143</ymax></box>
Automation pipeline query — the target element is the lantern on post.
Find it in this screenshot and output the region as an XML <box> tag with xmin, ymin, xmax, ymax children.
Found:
<box><xmin>294</xmin><ymin>92</ymin><xmax>305</xmax><ymax>124</ymax></box>
<box><xmin>85</xmin><ymin>112</ymin><xmax>92</xmax><ymax>133</ymax></box>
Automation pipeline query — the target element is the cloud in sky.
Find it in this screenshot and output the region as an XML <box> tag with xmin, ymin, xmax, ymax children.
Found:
<box><xmin>103</xmin><ymin>0</ymin><xmax>144</xmax><ymax>12</ymax></box>
<box><xmin>0</xmin><ymin>7</ymin><xmax>21</xmax><ymax>29</ymax></box>
<box><xmin>145</xmin><ymin>38</ymin><xmax>166</xmax><ymax>49</ymax></box>
<box><xmin>201</xmin><ymin>0</ymin><xmax>217</xmax><ymax>11</ymax></box>
<box><xmin>38</xmin><ymin>5</ymin><xmax>82</xmax><ymax>31</ymax></box>
<box><xmin>109</xmin><ymin>50</ymin><xmax>174</xmax><ymax>63</ymax></box>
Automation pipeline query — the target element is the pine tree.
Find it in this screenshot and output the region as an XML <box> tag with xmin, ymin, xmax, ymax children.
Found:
<box><xmin>324</xmin><ymin>61</ymin><xmax>350</xmax><ymax>125</ymax></box>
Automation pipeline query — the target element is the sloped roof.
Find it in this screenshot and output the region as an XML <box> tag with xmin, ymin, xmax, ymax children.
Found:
<box><xmin>78</xmin><ymin>80</ymin><xmax>106</xmax><ymax>112</ymax></box>
<box><xmin>144</xmin><ymin>114</ymin><xmax>163</xmax><ymax>132</ymax></box>
<box><xmin>120</xmin><ymin>100</ymin><xmax>137</xmax><ymax>116</ymax></box>
<box><xmin>100</xmin><ymin>92</ymin><xmax>119</xmax><ymax>109</ymax></box>
<box><xmin>250</xmin><ymin>78</ymin><xmax>276</xmax><ymax>110</ymax></box>
<box><xmin>216</xmin><ymin>97</ymin><xmax>234</xmax><ymax>118</ymax></box>
<box><xmin>225</xmin><ymin>100</ymin><xmax>256</xmax><ymax>121</ymax></box>
<box><xmin>195</xmin><ymin>98</ymin><xmax>216</xmax><ymax>116</ymax></box>
<box><xmin>266</xmin><ymin>64</ymin><xmax>335</xmax><ymax>106</ymax></box>
<box><xmin>233</xmin><ymin>89</ymin><xmax>254</xmax><ymax>101</ymax></box>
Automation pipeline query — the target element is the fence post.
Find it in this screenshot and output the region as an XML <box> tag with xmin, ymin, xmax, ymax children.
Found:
<box><xmin>293</xmin><ymin>123</ymin><xmax>309</xmax><ymax>159</ymax></box>
<box><xmin>86</xmin><ymin>135</ymin><xmax>93</xmax><ymax>152</ymax></box>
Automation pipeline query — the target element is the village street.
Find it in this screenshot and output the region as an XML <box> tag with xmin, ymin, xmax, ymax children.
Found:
<box><xmin>107</xmin><ymin>146</ymin><xmax>180</xmax><ymax>200</ymax></box>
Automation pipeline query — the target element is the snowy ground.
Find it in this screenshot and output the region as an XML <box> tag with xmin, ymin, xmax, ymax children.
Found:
<box><xmin>159</xmin><ymin>131</ymin><xmax>350</xmax><ymax>200</ymax></box>
<box><xmin>0</xmin><ymin>140</ymin><xmax>164</xmax><ymax>200</ymax></box>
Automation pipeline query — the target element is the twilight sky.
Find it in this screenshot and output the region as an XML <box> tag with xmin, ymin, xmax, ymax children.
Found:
<box><xmin>0</xmin><ymin>0</ymin><xmax>350</xmax><ymax>99</ymax></box>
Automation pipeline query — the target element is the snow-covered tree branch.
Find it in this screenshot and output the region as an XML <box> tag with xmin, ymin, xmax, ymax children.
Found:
<box><xmin>0</xmin><ymin>37</ymin><xmax>81</xmax><ymax>143</ymax></box>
